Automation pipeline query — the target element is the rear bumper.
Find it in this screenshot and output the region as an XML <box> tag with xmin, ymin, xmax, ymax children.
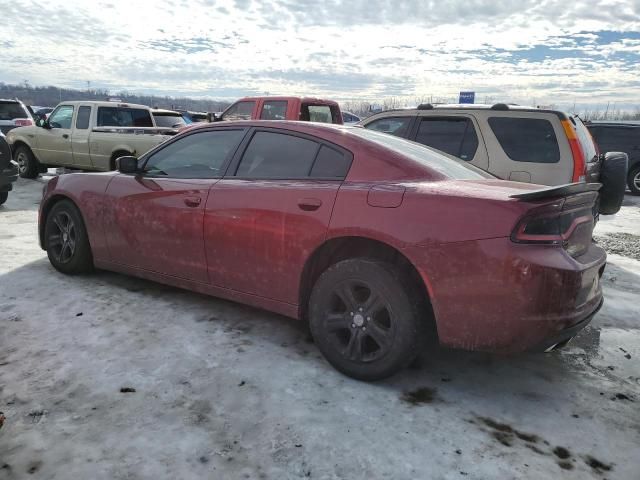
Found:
<box><xmin>0</xmin><ymin>161</ymin><xmax>19</xmax><ymax>191</ymax></box>
<box><xmin>531</xmin><ymin>298</ymin><xmax>603</xmax><ymax>352</ymax></box>
<box><xmin>404</xmin><ymin>238</ymin><xmax>607</xmax><ymax>354</ymax></box>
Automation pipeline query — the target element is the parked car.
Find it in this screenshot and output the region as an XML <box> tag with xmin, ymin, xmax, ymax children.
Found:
<box><xmin>586</xmin><ymin>121</ymin><xmax>640</xmax><ymax>195</ymax></box>
<box><xmin>151</xmin><ymin>108</ymin><xmax>188</xmax><ymax>129</ymax></box>
<box><xmin>32</xmin><ymin>107</ymin><xmax>54</xmax><ymax>122</ymax></box>
<box><xmin>342</xmin><ymin>111</ymin><xmax>361</xmax><ymax>125</ymax></box>
<box><xmin>178</xmin><ymin>110</ymin><xmax>209</xmax><ymax>124</ymax></box>
<box><xmin>360</xmin><ymin>103</ymin><xmax>627</xmax><ymax>215</ymax></box>
<box><xmin>6</xmin><ymin>101</ymin><xmax>177</xmax><ymax>178</ymax></box>
<box><xmin>38</xmin><ymin>121</ymin><xmax>605</xmax><ymax>380</ymax></box>
<box><xmin>0</xmin><ymin>99</ymin><xmax>34</xmax><ymax>135</ymax></box>
<box><xmin>218</xmin><ymin>96</ymin><xmax>343</xmax><ymax>124</ymax></box>
<box><xmin>0</xmin><ymin>131</ymin><xmax>19</xmax><ymax>206</ymax></box>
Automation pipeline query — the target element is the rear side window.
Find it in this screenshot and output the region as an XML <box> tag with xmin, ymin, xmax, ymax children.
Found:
<box><xmin>590</xmin><ymin>126</ymin><xmax>638</xmax><ymax>152</ymax></box>
<box><xmin>260</xmin><ymin>101</ymin><xmax>288</xmax><ymax>120</ymax></box>
<box><xmin>0</xmin><ymin>102</ymin><xmax>28</xmax><ymax>120</ymax></box>
<box><xmin>488</xmin><ymin>117</ymin><xmax>560</xmax><ymax>163</ymax></box>
<box><xmin>365</xmin><ymin>117</ymin><xmax>412</xmax><ymax>138</ymax></box>
<box><xmin>415</xmin><ymin>117</ymin><xmax>479</xmax><ymax>161</ymax></box>
<box><xmin>236</xmin><ymin>131</ymin><xmax>319</xmax><ymax>178</ymax></box>
<box><xmin>97</xmin><ymin>107</ymin><xmax>153</xmax><ymax>127</ymax></box>
<box><xmin>310</xmin><ymin>145</ymin><xmax>351</xmax><ymax>178</ymax></box>
<box><xmin>223</xmin><ymin>101</ymin><xmax>255</xmax><ymax>121</ymax></box>
<box><xmin>75</xmin><ymin>106</ymin><xmax>91</xmax><ymax>129</ymax></box>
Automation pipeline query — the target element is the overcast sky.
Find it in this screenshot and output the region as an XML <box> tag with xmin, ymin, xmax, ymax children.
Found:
<box><xmin>2</xmin><ymin>0</ymin><xmax>640</xmax><ymax>107</ymax></box>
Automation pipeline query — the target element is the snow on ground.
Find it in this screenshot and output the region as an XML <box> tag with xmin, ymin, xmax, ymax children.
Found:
<box><xmin>0</xmin><ymin>177</ymin><xmax>639</xmax><ymax>480</ymax></box>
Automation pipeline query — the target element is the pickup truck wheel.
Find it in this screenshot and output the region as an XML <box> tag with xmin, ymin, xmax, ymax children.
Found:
<box><xmin>309</xmin><ymin>258</ymin><xmax>422</xmax><ymax>381</ymax></box>
<box><xmin>44</xmin><ymin>200</ymin><xmax>94</xmax><ymax>275</ymax></box>
<box><xmin>0</xmin><ymin>192</ymin><xmax>7</xmax><ymax>205</ymax></box>
<box><xmin>15</xmin><ymin>145</ymin><xmax>39</xmax><ymax>179</ymax></box>
<box><xmin>627</xmin><ymin>165</ymin><xmax>640</xmax><ymax>196</ymax></box>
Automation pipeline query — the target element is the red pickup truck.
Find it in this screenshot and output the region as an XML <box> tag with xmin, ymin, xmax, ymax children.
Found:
<box><xmin>218</xmin><ymin>96</ymin><xmax>343</xmax><ymax>124</ymax></box>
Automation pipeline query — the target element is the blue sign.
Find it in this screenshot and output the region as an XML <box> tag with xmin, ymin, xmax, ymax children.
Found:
<box><xmin>459</xmin><ymin>91</ymin><xmax>475</xmax><ymax>104</ymax></box>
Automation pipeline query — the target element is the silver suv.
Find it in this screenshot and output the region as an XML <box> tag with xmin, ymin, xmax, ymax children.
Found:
<box><xmin>0</xmin><ymin>99</ymin><xmax>34</xmax><ymax>135</ymax></box>
<box><xmin>360</xmin><ymin>103</ymin><xmax>627</xmax><ymax>214</ymax></box>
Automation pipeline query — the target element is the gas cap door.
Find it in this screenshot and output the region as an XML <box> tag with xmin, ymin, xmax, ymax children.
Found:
<box><xmin>367</xmin><ymin>185</ymin><xmax>406</xmax><ymax>208</ymax></box>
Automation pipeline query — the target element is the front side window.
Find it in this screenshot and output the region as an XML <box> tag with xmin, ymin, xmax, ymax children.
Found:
<box><xmin>143</xmin><ymin>129</ymin><xmax>245</xmax><ymax>178</ymax></box>
<box><xmin>75</xmin><ymin>106</ymin><xmax>91</xmax><ymax>129</ymax></box>
<box><xmin>365</xmin><ymin>116</ymin><xmax>412</xmax><ymax>138</ymax></box>
<box><xmin>48</xmin><ymin>105</ymin><xmax>74</xmax><ymax>129</ymax></box>
<box><xmin>415</xmin><ymin>117</ymin><xmax>479</xmax><ymax>161</ymax></box>
<box><xmin>236</xmin><ymin>131</ymin><xmax>319</xmax><ymax>178</ymax></box>
<box><xmin>488</xmin><ymin>117</ymin><xmax>560</xmax><ymax>163</ymax></box>
<box><xmin>260</xmin><ymin>101</ymin><xmax>288</xmax><ymax>120</ymax></box>
<box><xmin>222</xmin><ymin>101</ymin><xmax>255</xmax><ymax>121</ymax></box>
<box><xmin>97</xmin><ymin>107</ymin><xmax>153</xmax><ymax>127</ymax></box>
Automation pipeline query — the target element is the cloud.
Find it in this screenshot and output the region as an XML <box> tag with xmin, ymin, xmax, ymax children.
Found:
<box><xmin>1</xmin><ymin>0</ymin><xmax>639</xmax><ymax>107</ymax></box>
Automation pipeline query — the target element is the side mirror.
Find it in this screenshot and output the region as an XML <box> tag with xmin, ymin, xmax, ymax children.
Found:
<box><xmin>36</xmin><ymin>118</ymin><xmax>49</xmax><ymax>128</ymax></box>
<box><xmin>116</xmin><ymin>156</ymin><xmax>139</xmax><ymax>174</ymax></box>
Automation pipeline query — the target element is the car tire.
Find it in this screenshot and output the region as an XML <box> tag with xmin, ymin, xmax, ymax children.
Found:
<box><xmin>44</xmin><ymin>200</ymin><xmax>94</xmax><ymax>275</ymax></box>
<box><xmin>15</xmin><ymin>145</ymin><xmax>39</xmax><ymax>179</ymax></box>
<box><xmin>598</xmin><ymin>151</ymin><xmax>628</xmax><ymax>215</ymax></box>
<box><xmin>309</xmin><ymin>258</ymin><xmax>423</xmax><ymax>381</ymax></box>
<box><xmin>627</xmin><ymin>165</ymin><xmax>640</xmax><ymax>196</ymax></box>
<box><xmin>0</xmin><ymin>192</ymin><xmax>7</xmax><ymax>205</ymax></box>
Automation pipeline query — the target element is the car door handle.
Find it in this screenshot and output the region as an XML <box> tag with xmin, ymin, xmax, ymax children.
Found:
<box><xmin>184</xmin><ymin>196</ymin><xmax>202</xmax><ymax>207</ymax></box>
<box><xmin>297</xmin><ymin>198</ymin><xmax>322</xmax><ymax>211</ymax></box>
<box><xmin>62</xmin><ymin>134</ymin><xmax>69</xmax><ymax>139</ymax></box>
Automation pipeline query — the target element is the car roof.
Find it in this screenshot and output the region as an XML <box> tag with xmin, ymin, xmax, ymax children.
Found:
<box><xmin>0</xmin><ymin>98</ymin><xmax>21</xmax><ymax>103</ymax></box>
<box><xmin>54</xmin><ymin>101</ymin><xmax>151</xmax><ymax>109</ymax></box>
<box><xmin>235</xmin><ymin>96</ymin><xmax>340</xmax><ymax>106</ymax></box>
<box><xmin>368</xmin><ymin>103</ymin><xmax>567</xmax><ymax>119</ymax></box>
<box><xmin>151</xmin><ymin>108</ymin><xmax>181</xmax><ymax>115</ymax></box>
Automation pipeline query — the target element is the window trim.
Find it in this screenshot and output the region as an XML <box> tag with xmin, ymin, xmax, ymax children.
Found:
<box><xmin>227</xmin><ymin>127</ymin><xmax>354</xmax><ymax>181</ymax></box>
<box><xmin>137</xmin><ymin>126</ymin><xmax>249</xmax><ymax>179</ymax></box>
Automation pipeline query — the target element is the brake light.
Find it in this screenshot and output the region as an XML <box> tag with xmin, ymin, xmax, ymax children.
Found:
<box><xmin>512</xmin><ymin>207</ymin><xmax>594</xmax><ymax>257</ymax></box>
<box><xmin>14</xmin><ymin>119</ymin><xmax>33</xmax><ymax>127</ymax></box>
<box><xmin>561</xmin><ymin>119</ymin><xmax>586</xmax><ymax>182</ymax></box>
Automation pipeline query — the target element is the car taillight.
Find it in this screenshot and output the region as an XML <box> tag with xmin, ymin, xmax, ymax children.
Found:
<box><xmin>512</xmin><ymin>207</ymin><xmax>594</xmax><ymax>257</ymax></box>
<box><xmin>14</xmin><ymin>119</ymin><xmax>33</xmax><ymax>127</ymax></box>
<box><xmin>561</xmin><ymin>119</ymin><xmax>586</xmax><ymax>182</ymax></box>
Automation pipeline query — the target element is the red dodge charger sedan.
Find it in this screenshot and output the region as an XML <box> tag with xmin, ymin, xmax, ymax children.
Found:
<box><xmin>39</xmin><ymin>121</ymin><xmax>606</xmax><ymax>380</ymax></box>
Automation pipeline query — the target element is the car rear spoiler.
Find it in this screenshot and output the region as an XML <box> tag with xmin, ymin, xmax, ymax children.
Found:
<box><xmin>509</xmin><ymin>182</ymin><xmax>601</xmax><ymax>201</ymax></box>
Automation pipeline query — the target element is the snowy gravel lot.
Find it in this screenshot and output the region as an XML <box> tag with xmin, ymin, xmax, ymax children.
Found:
<box><xmin>1</xmin><ymin>176</ymin><xmax>639</xmax><ymax>480</ymax></box>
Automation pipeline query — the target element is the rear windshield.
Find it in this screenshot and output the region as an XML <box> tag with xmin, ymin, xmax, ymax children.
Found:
<box><xmin>97</xmin><ymin>107</ymin><xmax>153</xmax><ymax>127</ymax></box>
<box><xmin>0</xmin><ymin>102</ymin><xmax>28</xmax><ymax>120</ymax></box>
<box><xmin>301</xmin><ymin>103</ymin><xmax>340</xmax><ymax>124</ymax></box>
<box><xmin>573</xmin><ymin>117</ymin><xmax>598</xmax><ymax>162</ymax></box>
<box><xmin>350</xmin><ymin>128</ymin><xmax>491</xmax><ymax>180</ymax></box>
<box><xmin>153</xmin><ymin>113</ymin><xmax>187</xmax><ymax>128</ymax></box>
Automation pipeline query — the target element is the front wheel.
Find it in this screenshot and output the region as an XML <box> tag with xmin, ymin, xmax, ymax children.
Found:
<box><xmin>44</xmin><ymin>200</ymin><xmax>94</xmax><ymax>274</ymax></box>
<box><xmin>628</xmin><ymin>165</ymin><xmax>640</xmax><ymax>196</ymax></box>
<box><xmin>308</xmin><ymin>259</ymin><xmax>423</xmax><ymax>381</ymax></box>
<box><xmin>15</xmin><ymin>145</ymin><xmax>39</xmax><ymax>179</ymax></box>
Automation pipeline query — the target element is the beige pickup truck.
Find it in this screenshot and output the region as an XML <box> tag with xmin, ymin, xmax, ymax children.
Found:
<box><xmin>6</xmin><ymin>101</ymin><xmax>176</xmax><ymax>178</ymax></box>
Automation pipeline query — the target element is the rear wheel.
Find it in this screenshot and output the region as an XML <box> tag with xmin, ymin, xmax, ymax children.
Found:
<box><xmin>44</xmin><ymin>200</ymin><xmax>94</xmax><ymax>274</ymax></box>
<box><xmin>15</xmin><ymin>145</ymin><xmax>39</xmax><ymax>179</ymax></box>
<box><xmin>628</xmin><ymin>165</ymin><xmax>640</xmax><ymax>196</ymax></box>
<box><xmin>0</xmin><ymin>192</ymin><xmax>7</xmax><ymax>205</ymax></box>
<box><xmin>598</xmin><ymin>152</ymin><xmax>628</xmax><ymax>214</ymax></box>
<box><xmin>309</xmin><ymin>258</ymin><xmax>423</xmax><ymax>381</ymax></box>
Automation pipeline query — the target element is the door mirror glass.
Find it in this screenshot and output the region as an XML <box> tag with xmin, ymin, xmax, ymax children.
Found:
<box><xmin>117</xmin><ymin>156</ymin><xmax>139</xmax><ymax>174</ymax></box>
<box><xmin>36</xmin><ymin>118</ymin><xmax>48</xmax><ymax>128</ymax></box>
